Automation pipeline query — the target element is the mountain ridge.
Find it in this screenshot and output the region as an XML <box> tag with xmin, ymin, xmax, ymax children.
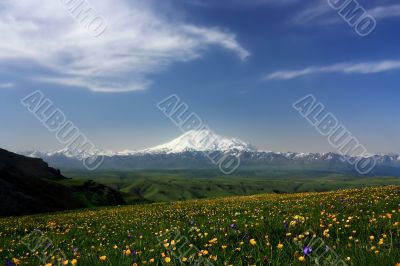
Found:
<box><xmin>18</xmin><ymin>130</ymin><xmax>400</xmax><ymax>176</ymax></box>
<box><xmin>22</xmin><ymin>129</ymin><xmax>399</xmax><ymax>159</ymax></box>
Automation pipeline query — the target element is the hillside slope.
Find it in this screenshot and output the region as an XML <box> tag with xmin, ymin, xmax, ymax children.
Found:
<box><xmin>0</xmin><ymin>148</ymin><xmax>125</xmax><ymax>216</ymax></box>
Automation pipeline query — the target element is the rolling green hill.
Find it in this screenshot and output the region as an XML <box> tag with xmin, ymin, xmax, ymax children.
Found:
<box><xmin>62</xmin><ymin>169</ymin><xmax>400</xmax><ymax>203</ymax></box>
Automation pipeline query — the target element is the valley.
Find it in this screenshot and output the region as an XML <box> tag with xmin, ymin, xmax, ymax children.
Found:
<box><xmin>62</xmin><ymin>169</ymin><xmax>400</xmax><ymax>203</ymax></box>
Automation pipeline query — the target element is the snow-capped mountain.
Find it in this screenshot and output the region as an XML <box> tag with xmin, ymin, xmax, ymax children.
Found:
<box><xmin>141</xmin><ymin>129</ymin><xmax>255</xmax><ymax>154</ymax></box>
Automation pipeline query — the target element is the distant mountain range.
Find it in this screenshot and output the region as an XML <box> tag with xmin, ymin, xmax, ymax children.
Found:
<box><xmin>24</xmin><ymin>130</ymin><xmax>255</xmax><ymax>158</ymax></box>
<box><xmin>21</xmin><ymin>130</ymin><xmax>400</xmax><ymax>176</ymax></box>
<box><xmin>0</xmin><ymin>148</ymin><xmax>125</xmax><ymax>216</ymax></box>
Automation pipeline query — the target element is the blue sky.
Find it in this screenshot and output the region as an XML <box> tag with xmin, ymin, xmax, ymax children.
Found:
<box><xmin>1</xmin><ymin>0</ymin><xmax>400</xmax><ymax>153</ymax></box>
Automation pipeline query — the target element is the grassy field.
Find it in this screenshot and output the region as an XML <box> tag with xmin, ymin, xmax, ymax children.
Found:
<box><xmin>1</xmin><ymin>186</ymin><xmax>400</xmax><ymax>265</ymax></box>
<box><xmin>62</xmin><ymin>170</ymin><xmax>400</xmax><ymax>203</ymax></box>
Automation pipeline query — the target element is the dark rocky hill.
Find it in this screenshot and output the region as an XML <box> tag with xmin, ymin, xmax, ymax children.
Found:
<box><xmin>0</xmin><ymin>148</ymin><xmax>125</xmax><ymax>217</ymax></box>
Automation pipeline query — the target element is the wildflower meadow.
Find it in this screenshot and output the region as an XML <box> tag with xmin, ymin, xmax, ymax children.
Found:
<box><xmin>1</xmin><ymin>186</ymin><xmax>400</xmax><ymax>265</ymax></box>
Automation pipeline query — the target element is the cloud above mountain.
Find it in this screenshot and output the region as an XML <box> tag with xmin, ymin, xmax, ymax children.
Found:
<box><xmin>0</xmin><ymin>0</ymin><xmax>249</xmax><ymax>93</ymax></box>
<box><xmin>265</xmin><ymin>59</ymin><xmax>400</xmax><ymax>80</ymax></box>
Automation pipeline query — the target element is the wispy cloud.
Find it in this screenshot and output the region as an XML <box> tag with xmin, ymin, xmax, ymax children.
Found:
<box><xmin>265</xmin><ymin>59</ymin><xmax>400</xmax><ymax>80</ymax></box>
<box><xmin>0</xmin><ymin>0</ymin><xmax>249</xmax><ymax>93</ymax></box>
<box><xmin>370</xmin><ymin>4</ymin><xmax>400</xmax><ymax>19</ymax></box>
<box><xmin>292</xmin><ymin>1</ymin><xmax>400</xmax><ymax>26</ymax></box>
<box><xmin>290</xmin><ymin>1</ymin><xmax>334</xmax><ymax>26</ymax></box>
<box><xmin>0</xmin><ymin>83</ymin><xmax>15</xmax><ymax>88</ymax></box>
<box><xmin>185</xmin><ymin>0</ymin><xmax>299</xmax><ymax>8</ymax></box>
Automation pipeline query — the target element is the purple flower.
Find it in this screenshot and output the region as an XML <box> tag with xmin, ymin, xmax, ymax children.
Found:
<box><xmin>129</xmin><ymin>249</ymin><xmax>138</xmax><ymax>263</ymax></box>
<box><xmin>303</xmin><ymin>246</ymin><xmax>312</xmax><ymax>255</ymax></box>
<box><xmin>4</xmin><ymin>260</ymin><xmax>14</xmax><ymax>266</ymax></box>
<box><xmin>230</xmin><ymin>223</ymin><xmax>238</xmax><ymax>230</ymax></box>
<box><xmin>283</xmin><ymin>221</ymin><xmax>289</xmax><ymax>229</ymax></box>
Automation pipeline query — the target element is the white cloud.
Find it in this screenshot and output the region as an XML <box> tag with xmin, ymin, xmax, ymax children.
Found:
<box><xmin>0</xmin><ymin>0</ymin><xmax>249</xmax><ymax>92</ymax></box>
<box><xmin>265</xmin><ymin>59</ymin><xmax>400</xmax><ymax>80</ymax></box>
<box><xmin>290</xmin><ymin>1</ymin><xmax>333</xmax><ymax>26</ymax></box>
<box><xmin>292</xmin><ymin>1</ymin><xmax>400</xmax><ymax>27</ymax></box>
<box><xmin>370</xmin><ymin>4</ymin><xmax>400</xmax><ymax>19</ymax></box>
<box><xmin>0</xmin><ymin>83</ymin><xmax>15</xmax><ymax>88</ymax></box>
<box><xmin>182</xmin><ymin>25</ymin><xmax>250</xmax><ymax>61</ymax></box>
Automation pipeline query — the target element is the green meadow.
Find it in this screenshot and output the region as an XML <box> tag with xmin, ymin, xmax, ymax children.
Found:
<box><xmin>1</xmin><ymin>186</ymin><xmax>399</xmax><ymax>265</ymax></box>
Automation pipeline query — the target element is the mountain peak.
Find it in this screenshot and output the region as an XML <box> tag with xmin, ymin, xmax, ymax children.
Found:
<box><xmin>141</xmin><ymin>129</ymin><xmax>255</xmax><ymax>154</ymax></box>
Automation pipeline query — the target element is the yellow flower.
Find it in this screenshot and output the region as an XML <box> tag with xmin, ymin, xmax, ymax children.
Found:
<box><xmin>370</xmin><ymin>236</ymin><xmax>375</xmax><ymax>241</ymax></box>
<box><xmin>99</xmin><ymin>256</ymin><xmax>107</xmax><ymax>261</ymax></box>
<box><xmin>165</xmin><ymin>257</ymin><xmax>171</xmax><ymax>263</ymax></box>
<box><xmin>149</xmin><ymin>258</ymin><xmax>155</xmax><ymax>263</ymax></box>
<box><xmin>249</xmin><ymin>239</ymin><xmax>257</xmax><ymax>246</ymax></box>
<box><xmin>323</xmin><ymin>229</ymin><xmax>330</xmax><ymax>238</ymax></box>
<box><xmin>46</xmin><ymin>264</ymin><xmax>53</xmax><ymax>266</ymax></box>
<box><xmin>277</xmin><ymin>243</ymin><xmax>284</xmax><ymax>249</ymax></box>
<box><xmin>298</xmin><ymin>256</ymin><xmax>305</xmax><ymax>262</ymax></box>
<box><xmin>63</xmin><ymin>260</ymin><xmax>69</xmax><ymax>266</ymax></box>
<box><xmin>124</xmin><ymin>249</ymin><xmax>132</xmax><ymax>256</ymax></box>
<box><xmin>12</xmin><ymin>258</ymin><xmax>21</xmax><ymax>265</ymax></box>
<box><xmin>71</xmin><ymin>259</ymin><xmax>78</xmax><ymax>265</ymax></box>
